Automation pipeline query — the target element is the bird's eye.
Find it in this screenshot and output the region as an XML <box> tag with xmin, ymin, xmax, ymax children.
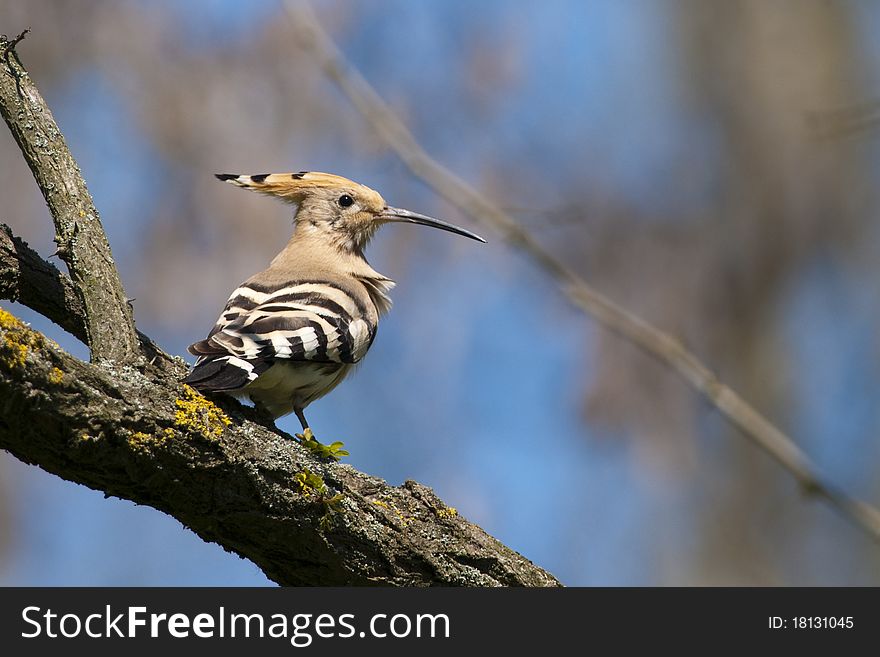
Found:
<box><xmin>338</xmin><ymin>194</ymin><xmax>354</xmax><ymax>208</ymax></box>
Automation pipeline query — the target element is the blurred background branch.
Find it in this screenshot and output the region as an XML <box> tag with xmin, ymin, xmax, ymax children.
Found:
<box><xmin>285</xmin><ymin>1</ymin><xmax>880</xmax><ymax>544</ymax></box>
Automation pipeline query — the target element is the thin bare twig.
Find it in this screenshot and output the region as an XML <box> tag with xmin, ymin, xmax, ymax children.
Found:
<box><xmin>286</xmin><ymin>1</ymin><xmax>880</xmax><ymax>543</ymax></box>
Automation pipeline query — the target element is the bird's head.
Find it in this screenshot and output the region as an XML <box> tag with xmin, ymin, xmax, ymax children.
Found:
<box><xmin>215</xmin><ymin>171</ymin><xmax>485</xmax><ymax>254</ymax></box>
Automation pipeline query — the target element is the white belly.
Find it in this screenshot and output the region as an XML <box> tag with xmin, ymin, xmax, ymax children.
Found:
<box><xmin>241</xmin><ymin>361</ymin><xmax>352</xmax><ymax>419</ymax></box>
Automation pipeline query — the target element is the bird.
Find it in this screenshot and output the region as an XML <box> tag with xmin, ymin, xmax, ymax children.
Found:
<box><xmin>184</xmin><ymin>171</ymin><xmax>485</xmax><ymax>438</ymax></box>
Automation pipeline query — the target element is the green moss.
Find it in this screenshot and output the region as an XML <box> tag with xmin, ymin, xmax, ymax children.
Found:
<box><xmin>173</xmin><ymin>385</ymin><xmax>231</xmax><ymax>441</ymax></box>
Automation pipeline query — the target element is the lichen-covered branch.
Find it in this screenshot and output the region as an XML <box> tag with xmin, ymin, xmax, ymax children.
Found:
<box><xmin>0</xmin><ymin>307</ymin><xmax>559</xmax><ymax>586</ymax></box>
<box><xmin>0</xmin><ymin>31</ymin><xmax>140</xmax><ymax>363</ymax></box>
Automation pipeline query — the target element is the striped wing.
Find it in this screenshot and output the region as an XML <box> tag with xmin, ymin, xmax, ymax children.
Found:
<box><xmin>184</xmin><ymin>281</ymin><xmax>375</xmax><ymax>391</ymax></box>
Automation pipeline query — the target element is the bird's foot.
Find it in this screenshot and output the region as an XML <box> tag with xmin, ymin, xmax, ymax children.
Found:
<box><xmin>295</xmin><ymin>428</ymin><xmax>350</xmax><ymax>462</ymax></box>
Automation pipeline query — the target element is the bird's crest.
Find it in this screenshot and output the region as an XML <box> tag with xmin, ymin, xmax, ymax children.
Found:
<box><xmin>215</xmin><ymin>171</ymin><xmax>384</xmax><ymax>207</ymax></box>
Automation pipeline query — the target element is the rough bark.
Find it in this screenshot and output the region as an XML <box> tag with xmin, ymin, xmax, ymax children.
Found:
<box><xmin>0</xmin><ymin>32</ymin><xmax>560</xmax><ymax>587</ymax></box>
<box><xmin>0</xmin><ymin>223</ymin><xmax>87</xmax><ymax>343</ymax></box>
<box><xmin>0</xmin><ymin>31</ymin><xmax>140</xmax><ymax>363</ymax></box>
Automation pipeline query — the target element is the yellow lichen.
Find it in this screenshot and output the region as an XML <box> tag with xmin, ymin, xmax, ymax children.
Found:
<box><xmin>173</xmin><ymin>385</ymin><xmax>231</xmax><ymax>441</ymax></box>
<box><xmin>127</xmin><ymin>429</ymin><xmax>172</xmax><ymax>454</ymax></box>
<box><xmin>48</xmin><ymin>367</ymin><xmax>64</xmax><ymax>384</ymax></box>
<box><xmin>436</xmin><ymin>506</ymin><xmax>458</xmax><ymax>519</ymax></box>
<box><xmin>371</xmin><ymin>498</ymin><xmax>412</xmax><ymax>528</ymax></box>
<box><xmin>0</xmin><ymin>306</ymin><xmax>44</xmax><ymax>370</ymax></box>
<box><xmin>1</xmin><ymin>341</ymin><xmax>28</xmax><ymax>369</ymax></box>
<box><xmin>0</xmin><ymin>307</ymin><xmax>22</xmax><ymax>331</ymax></box>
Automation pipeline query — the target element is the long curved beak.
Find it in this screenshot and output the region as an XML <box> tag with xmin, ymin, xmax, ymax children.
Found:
<box><xmin>380</xmin><ymin>206</ymin><xmax>486</xmax><ymax>243</ymax></box>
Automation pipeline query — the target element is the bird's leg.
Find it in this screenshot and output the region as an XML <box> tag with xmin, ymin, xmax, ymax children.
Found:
<box><xmin>294</xmin><ymin>406</ymin><xmax>319</xmax><ymax>445</ymax></box>
<box><xmin>295</xmin><ymin>407</ymin><xmax>309</xmax><ymax>433</ymax></box>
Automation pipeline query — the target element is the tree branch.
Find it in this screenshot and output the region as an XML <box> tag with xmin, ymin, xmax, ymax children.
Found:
<box><xmin>0</xmin><ymin>223</ymin><xmax>181</xmax><ymax>377</ymax></box>
<box><xmin>0</xmin><ymin>310</ymin><xmax>558</xmax><ymax>586</ymax></box>
<box><xmin>0</xmin><ymin>31</ymin><xmax>140</xmax><ymax>363</ymax></box>
<box><xmin>285</xmin><ymin>1</ymin><xmax>880</xmax><ymax>543</ymax></box>
<box><xmin>0</xmin><ymin>222</ymin><xmax>87</xmax><ymax>343</ymax></box>
<box><xmin>0</xmin><ymin>33</ymin><xmax>559</xmax><ymax>586</ymax></box>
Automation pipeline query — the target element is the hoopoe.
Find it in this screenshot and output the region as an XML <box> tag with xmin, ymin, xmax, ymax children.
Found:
<box><xmin>184</xmin><ymin>171</ymin><xmax>485</xmax><ymax>433</ymax></box>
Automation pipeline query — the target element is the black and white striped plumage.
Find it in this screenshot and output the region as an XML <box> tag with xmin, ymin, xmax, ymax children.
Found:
<box><xmin>184</xmin><ymin>171</ymin><xmax>484</xmax><ymax>429</ymax></box>
<box><xmin>185</xmin><ymin>275</ymin><xmax>388</xmax><ymax>420</ymax></box>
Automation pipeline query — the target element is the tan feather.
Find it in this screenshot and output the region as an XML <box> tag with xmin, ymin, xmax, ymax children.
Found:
<box><xmin>214</xmin><ymin>171</ymin><xmax>384</xmax><ymax>206</ymax></box>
